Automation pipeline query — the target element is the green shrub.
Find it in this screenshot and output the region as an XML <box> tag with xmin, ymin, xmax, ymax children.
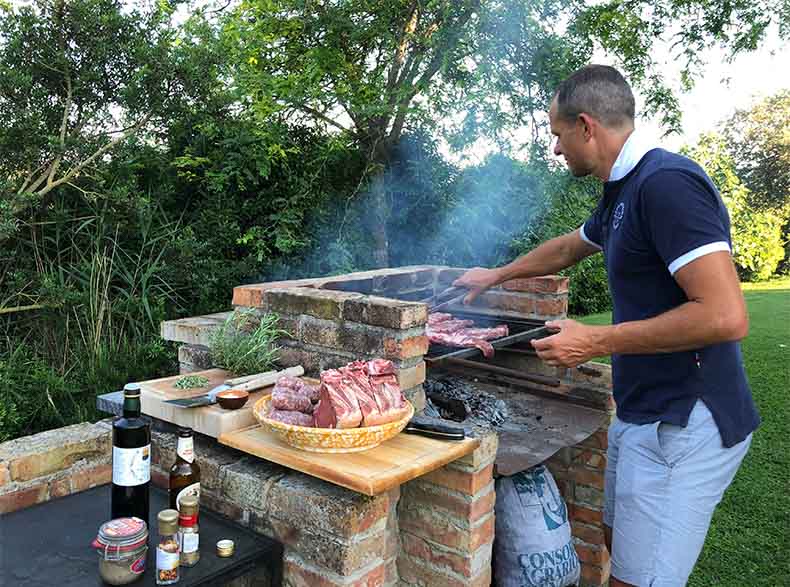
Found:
<box><xmin>512</xmin><ymin>162</ymin><xmax>612</xmax><ymax>316</ymax></box>
<box><xmin>208</xmin><ymin>310</ymin><xmax>284</xmax><ymax>375</ymax></box>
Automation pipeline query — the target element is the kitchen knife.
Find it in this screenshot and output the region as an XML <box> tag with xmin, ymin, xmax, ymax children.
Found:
<box><xmin>404</xmin><ymin>415</ymin><xmax>466</xmax><ymax>441</ymax></box>
<box><xmin>164</xmin><ymin>366</ymin><xmax>305</xmax><ymax>408</ymax></box>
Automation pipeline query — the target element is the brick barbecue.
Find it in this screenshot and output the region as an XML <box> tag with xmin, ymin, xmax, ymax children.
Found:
<box><xmin>0</xmin><ymin>265</ymin><xmax>614</xmax><ymax>587</ymax></box>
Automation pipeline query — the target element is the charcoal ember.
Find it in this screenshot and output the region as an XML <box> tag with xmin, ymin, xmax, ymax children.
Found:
<box><xmin>424</xmin><ymin>375</ymin><xmax>509</xmax><ymax>429</ymax></box>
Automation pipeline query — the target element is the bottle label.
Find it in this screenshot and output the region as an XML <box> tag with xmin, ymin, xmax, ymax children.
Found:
<box><xmin>180</xmin><ymin>532</ymin><xmax>199</xmax><ymax>554</ymax></box>
<box><xmin>156</xmin><ymin>547</ymin><xmax>180</xmax><ymax>571</ymax></box>
<box><xmin>176</xmin><ymin>436</ymin><xmax>194</xmax><ymax>463</ymax></box>
<box><xmin>112</xmin><ymin>445</ymin><xmax>151</xmax><ymax>486</ymax></box>
<box><xmin>175</xmin><ymin>482</ymin><xmax>200</xmax><ymax>510</ymax></box>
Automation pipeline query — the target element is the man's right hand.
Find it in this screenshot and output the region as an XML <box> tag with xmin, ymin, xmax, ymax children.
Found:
<box><xmin>453</xmin><ymin>267</ymin><xmax>502</xmax><ymax>305</ymax></box>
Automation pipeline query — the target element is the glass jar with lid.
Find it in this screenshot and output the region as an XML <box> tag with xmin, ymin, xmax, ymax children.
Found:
<box><xmin>92</xmin><ymin>517</ymin><xmax>149</xmax><ymax>585</ymax></box>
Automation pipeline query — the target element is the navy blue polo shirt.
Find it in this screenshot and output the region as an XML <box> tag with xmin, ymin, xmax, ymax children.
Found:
<box><xmin>582</xmin><ymin>147</ymin><xmax>760</xmax><ymax>447</ymax></box>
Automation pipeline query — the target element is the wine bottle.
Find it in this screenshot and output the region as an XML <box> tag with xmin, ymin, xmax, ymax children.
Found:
<box><xmin>169</xmin><ymin>427</ymin><xmax>200</xmax><ymax>510</ymax></box>
<box><xmin>111</xmin><ymin>383</ymin><xmax>151</xmax><ymax>523</ymax></box>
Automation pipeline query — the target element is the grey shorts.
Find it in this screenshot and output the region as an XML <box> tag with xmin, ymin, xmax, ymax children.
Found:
<box><xmin>604</xmin><ymin>400</ymin><xmax>752</xmax><ymax>586</ymax></box>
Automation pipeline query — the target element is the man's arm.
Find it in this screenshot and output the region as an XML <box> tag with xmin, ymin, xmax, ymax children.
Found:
<box><xmin>532</xmin><ymin>251</ymin><xmax>748</xmax><ymax>367</ymax></box>
<box><xmin>454</xmin><ymin>229</ymin><xmax>600</xmax><ymax>303</ymax></box>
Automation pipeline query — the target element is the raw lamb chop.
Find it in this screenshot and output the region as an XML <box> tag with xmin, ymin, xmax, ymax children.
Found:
<box><xmin>427</xmin><ymin>312</ymin><xmax>454</xmax><ymax>325</ymax></box>
<box><xmin>368</xmin><ymin>371</ymin><xmax>410</xmax><ymax>423</ymax></box>
<box><xmin>313</xmin><ymin>369</ymin><xmax>363</xmax><ymax>429</ymax></box>
<box><xmin>268</xmin><ymin>409</ymin><xmax>314</xmax><ymax>427</ymax></box>
<box><xmin>367</xmin><ymin>358</ymin><xmax>396</xmax><ymax>376</ymax></box>
<box><xmin>426</xmin><ymin>318</ymin><xmax>476</xmax><ymax>333</ymax></box>
<box><xmin>271</xmin><ymin>388</ymin><xmax>314</xmax><ymax>414</ymax></box>
<box><xmin>427</xmin><ymin>330</ymin><xmax>496</xmax><ymax>358</ymax></box>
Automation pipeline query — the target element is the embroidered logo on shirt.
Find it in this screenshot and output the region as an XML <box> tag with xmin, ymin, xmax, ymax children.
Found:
<box><xmin>613</xmin><ymin>202</ymin><xmax>625</xmax><ymax>230</ymax></box>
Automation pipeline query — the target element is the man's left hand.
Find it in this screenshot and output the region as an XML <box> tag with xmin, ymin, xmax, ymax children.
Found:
<box><xmin>531</xmin><ymin>319</ymin><xmax>606</xmax><ymax>368</ymax></box>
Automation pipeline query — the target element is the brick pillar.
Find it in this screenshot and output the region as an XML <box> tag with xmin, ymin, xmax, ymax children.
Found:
<box><xmin>544</xmin><ymin>422</ymin><xmax>613</xmax><ymax>586</ymax></box>
<box><xmin>396</xmin><ymin>432</ymin><xmax>497</xmax><ymax>586</ymax></box>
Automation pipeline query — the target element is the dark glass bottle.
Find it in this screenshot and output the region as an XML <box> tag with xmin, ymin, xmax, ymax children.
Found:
<box><xmin>111</xmin><ymin>383</ymin><xmax>151</xmax><ymax>523</ymax></box>
<box><xmin>169</xmin><ymin>427</ymin><xmax>200</xmax><ymax>511</ymax></box>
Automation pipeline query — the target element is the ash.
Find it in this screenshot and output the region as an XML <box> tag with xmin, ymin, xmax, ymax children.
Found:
<box><xmin>423</xmin><ymin>375</ymin><xmax>509</xmax><ymax>429</ymax></box>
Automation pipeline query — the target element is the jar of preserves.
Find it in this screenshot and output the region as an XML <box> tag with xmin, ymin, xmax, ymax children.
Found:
<box><xmin>92</xmin><ymin>517</ymin><xmax>149</xmax><ymax>585</ymax></box>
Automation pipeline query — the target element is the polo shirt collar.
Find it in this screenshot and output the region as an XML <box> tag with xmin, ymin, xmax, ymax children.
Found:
<box><xmin>607</xmin><ymin>129</ymin><xmax>660</xmax><ymax>182</ymax></box>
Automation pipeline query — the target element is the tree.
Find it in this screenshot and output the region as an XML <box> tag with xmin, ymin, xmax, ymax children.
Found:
<box><xmin>722</xmin><ymin>90</ymin><xmax>790</xmax><ymax>211</ymax></box>
<box><xmin>686</xmin><ymin>133</ymin><xmax>786</xmax><ymax>280</ymax></box>
<box><xmin>0</xmin><ymin>0</ymin><xmax>178</xmax><ymax>240</ymax></box>
<box><xmin>225</xmin><ymin>0</ymin><xmax>789</xmax><ymax>266</ymax></box>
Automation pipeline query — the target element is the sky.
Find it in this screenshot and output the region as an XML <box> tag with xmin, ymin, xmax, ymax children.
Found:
<box><xmin>443</xmin><ymin>25</ymin><xmax>790</xmax><ymax>165</ymax></box>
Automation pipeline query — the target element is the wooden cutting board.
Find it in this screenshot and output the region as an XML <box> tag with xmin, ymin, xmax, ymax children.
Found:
<box><xmin>138</xmin><ymin>368</ymin><xmax>278</xmax><ymax>438</ymax></box>
<box><xmin>218</xmin><ymin>424</ymin><xmax>481</xmax><ymax>495</ymax></box>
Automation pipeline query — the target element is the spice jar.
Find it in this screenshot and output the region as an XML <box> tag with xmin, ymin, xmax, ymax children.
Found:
<box><xmin>178</xmin><ymin>495</ymin><xmax>200</xmax><ymax>567</ymax></box>
<box><xmin>92</xmin><ymin>517</ymin><xmax>148</xmax><ymax>585</ymax></box>
<box><xmin>156</xmin><ymin>509</ymin><xmax>180</xmax><ymax>585</ymax></box>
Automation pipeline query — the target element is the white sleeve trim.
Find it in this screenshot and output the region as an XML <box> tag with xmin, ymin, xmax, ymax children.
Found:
<box><xmin>579</xmin><ymin>225</ymin><xmax>603</xmax><ymax>250</ymax></box>
<box><xmin>668</xmin><ymin>241</ymin><xmax>731</xmax><ymax>275</ymax></box>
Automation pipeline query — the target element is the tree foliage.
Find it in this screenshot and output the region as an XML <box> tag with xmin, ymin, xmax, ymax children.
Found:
<box><xmin>686</xmin><ymin>133</ymin><xmax>787</xmax><ymax>281</ymax></box>
<box><xmin>722</xmin><ymin>90</ymin><xmax>790</xmax><ymax>211</ymax></box>
<box><xmin>224</xmin><ymin>0</ymin><xmax>789</xmax><ymax>265</ymax></box>
<box><xmin>0</xmin><ymin>0</ymin><xmax>181</xmax><ymax>239</ymax></box>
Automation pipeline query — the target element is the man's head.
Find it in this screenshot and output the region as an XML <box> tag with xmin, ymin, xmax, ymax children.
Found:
<box><xmin>549</xmin><ymin>65</ymin><xmax>635</xmax><ymax>179</ymax></box>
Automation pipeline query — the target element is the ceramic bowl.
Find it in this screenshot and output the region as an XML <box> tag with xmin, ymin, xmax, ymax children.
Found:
<box><xmin>216</xmin><ymin>389</ymin><xmax>249</xmax><ymax>410</ymax></box>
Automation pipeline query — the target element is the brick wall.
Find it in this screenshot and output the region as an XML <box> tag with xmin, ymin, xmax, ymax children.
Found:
<box><xmin>397</xmin><ymin>432</ymin><xmax>498</xmax><ymax>587</ymax></box>
<box><xmin>151</xmin><ymin>421</ymin><xmax>499</xmax><ymax>587</ymax></box>
<box><xmin>0</xmin><ymin>421</ymin><xmax>112</xmax><ymax>514</ymax></box>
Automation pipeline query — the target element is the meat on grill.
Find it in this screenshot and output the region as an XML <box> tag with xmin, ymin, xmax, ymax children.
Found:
<box><xmin>312</xmin><ymin>359</ymin><xmax>408</xmax><ymax>429</ymax></box>
<box><xmin>268</xmin><ymin>409</ymin><xmax>315</xmax><ymax>427</ymax></box>
<box><xmin>313</xmin><ymin>368</ymin><xmax>363</xmax><ymax>429</ymax></box>
<box><xmin>427</xmin><ymin>312</ymin><xmax>454</xmax><ymax>325</ymax></box>
<box><xmin>426</xmin><ymin>313</ymin><xmax>509</xmax><ymax>358</ymax></box>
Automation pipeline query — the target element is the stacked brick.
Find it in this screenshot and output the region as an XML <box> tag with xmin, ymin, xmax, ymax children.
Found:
<box><xmin>544</xmin><ymin>426</ymin><xmax>612</xmax><ymax>587</ymax></box>
<box><xmin>397</xmin><ymin>432</ymin><xmax>498</xmax><ymax>587</ymax></box>
<box><xmin>151</xmin><ymin>426</ymin><xmax>395</xmax><ymax>587</ymax></box>
<box><xmin>434</xmin><ymin>268</ymin><xmax>570</xmax><ymax>320</ymax></box>
<box><xmin>0</xmin><ymin>421</ymin><xmax>111</xmax><ymax>514</ymax></box>
<box><xmin>237</xmin><ymin>285</ymin><xmax>430</xmax><ymax>412</ymax></box>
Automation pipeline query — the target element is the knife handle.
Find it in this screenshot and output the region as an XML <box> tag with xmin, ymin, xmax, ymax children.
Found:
<box><xmin>233</xmin><ymin>366</ymin><xmax>305</xmax><ymax>392</ymax></box>
<box><xmin>404</xmin><ymin>421</ymin><xmax>466</xmax><ymax>441</ymax></box>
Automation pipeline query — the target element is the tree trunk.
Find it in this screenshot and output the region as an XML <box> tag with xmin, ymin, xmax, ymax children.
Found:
<box><xmin>364</xmin><ymin>128</ymin><xmax>393</xmax><ymax>268</ymax></box>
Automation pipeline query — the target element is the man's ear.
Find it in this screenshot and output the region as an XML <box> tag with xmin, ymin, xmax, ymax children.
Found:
<box><xmin>577</xmin><ymin>113</ymin><xmax>596</xmax><ymax>141</ymax></box>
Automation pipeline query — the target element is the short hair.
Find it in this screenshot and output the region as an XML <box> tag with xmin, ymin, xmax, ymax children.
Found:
<box><xmin>554</xmin><ymin>65</ymin><xmax>635</xmax><ymax>128</ymax></box>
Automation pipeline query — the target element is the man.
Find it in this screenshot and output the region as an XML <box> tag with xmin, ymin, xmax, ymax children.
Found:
<box><xmin>454</xmin><ymin>65</ymin><xmax>759</xmax><ymax>587</ymax></box>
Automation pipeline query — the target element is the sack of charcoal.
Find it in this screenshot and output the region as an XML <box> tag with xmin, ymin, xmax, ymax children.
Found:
<box><xmin>493</xmin><ymin>464</ymin><xmax>580</xmax><ymax>587</ymax></box>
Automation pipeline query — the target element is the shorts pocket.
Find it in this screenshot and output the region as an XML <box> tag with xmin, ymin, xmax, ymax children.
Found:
<box><xmin>655</xmin><ymin>421</ymin><xmax>694</xmax><ymax>467</ymax></box>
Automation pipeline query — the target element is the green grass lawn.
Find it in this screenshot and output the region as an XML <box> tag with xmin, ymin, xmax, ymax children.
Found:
<box><xmin>577</xmin><ymin>278</ymin><xmax>790</xmax><ymax>586</ymax></box>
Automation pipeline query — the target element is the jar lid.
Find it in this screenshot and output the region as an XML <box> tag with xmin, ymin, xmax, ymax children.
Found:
<box><xmin>216</xmin><ymin>539</ymin><xmax>235</xmax><ymax>557</ymax></box>
<box><xmin>93</xmin><ymin>517</ymin><xmax>149</xmax><ymax>553</ymax></box>
<box><xmin>158</xmin><ymin>509</ymin><xmax>179</xmax><ymax>533</ymax></box>
<box><xmin>180</xmin><ymin>495</ymin><xmax>198</xmax><ymax>514</ymax></box>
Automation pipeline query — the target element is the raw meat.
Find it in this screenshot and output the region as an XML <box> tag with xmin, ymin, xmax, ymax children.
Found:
<box><xmin>426</xmin><ymin>312</ymin><xmax>509</xmax><ymax>359</ymax></box>
<box><xmin>427</xmin><ymin>331</ymin><xmax>495</xmax><ymax>358</ymax></box>
<box><xmin>367</xmin><ymin>358</ymin><xmax>396</xmax><ymax>376</ymax></box>
<box><xmin>313</xmin><ymin>369</ymin><xmax>363</xmax><ymax>429</ymax></box>
<box><xmin>268</xmin><ymin>409</ymin><xmax>314</xmax><ymax>427</ymax></box>
<box><xmin>369</xmin><ymin>372</ymin><xmax>410</xmax><ymax>423</ymax></box>
<box><xmin>273</xmin><ymin>376</ymin><xmax>320</xmax><ymax>402</ymax></box>
<box><xmin>340</xmin><ymin>361</ymin><xmax>407</xmax><ymax>426</ymax></box>
<box><xmin>271</xmin><ymin>388</ymin><xmax>314</xmax><ymax>413</ymax></box>
<box><xmin>427</xmin><ymin>319</ymin><xmax>476</xmax><ymax>333</ymax></box>
<box><xmin>427</xmin><ymin>312</ymin><xmax>454</xmax><ymax>325</ymax></box>
<box><xmin>274</xmin><ymin>375</ymin><xmax>303</xmax><ymax>390</ymax></box>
